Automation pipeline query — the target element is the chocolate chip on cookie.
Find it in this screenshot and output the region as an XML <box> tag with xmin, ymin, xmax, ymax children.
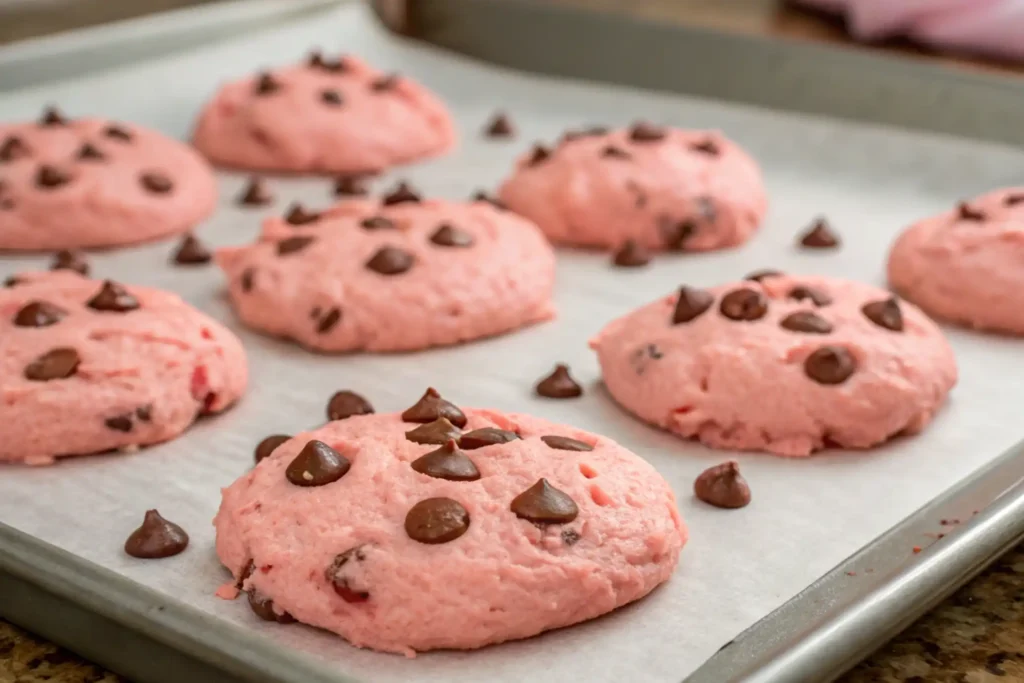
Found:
<box><xmin>14</xmin><ymin>301</ymin><xmax>66</xmax><ymax>327</ymax></box>
<box><xmin>254</xmin><ymin>72</ymin><xmax>281</xmax><ymax>95</ymax></box>
<box><xmin>0</xmin><ymin>135</ymin><xmax>29</xmax><ymax>162</ymax></box>
<box><xmin>405</xmin><ymin>417</ymin><xmax>462</xmax><ymax>446</ymax></box>
<box><xmin>381</xmin><ymin>181</ymin><xmax>420</xmax><ymax>206</ymax></box>
<box><xmin>405</xmin><ymin>497</ymin><xmax>470</xmax><ymax>544</ymax></box>
<box><xmin>366</xmin><ymin>246</ymin><xmax>414</xmax><ymax>275</ymax></box>
<box><xmin>327</xmin><ymin>390</ymin><xmax>374</xmax><ymax>421</ymax></box>
<box><xmin>612</xmin><ymin>239</ymin><xmax>650</xmax><ymax>267</ymax></box>
<box><xmin>956</xmin><ymin>202</ymin><xmax>985</xmax><ymax>222</ymax></box>
<box><xmin>285</xmin><ymin>440</ymin><xmax>351</xmax><ymax>487</ymax></box>
<box><xmin>370</xmin><ymin>73</ymin><xmax>400</xmax><ymax>92</ymax></box>
<box><xmin>39</xmin><ymin>106</ymin><xmax>67</xmax><ymax>126</ymax></box>
<box><xmin>320</xmin><ymin>89</ymin><xmax>344</xmax><ymax>106</ymax></box>
<box><xmin>719</xmin><ymin>288</ymin><xmax>768</xmax><ymax>321</ymax></box>
<box><xmin>104</xmin><ymin>414</ymin><xmax>134</xmax><ymax>432</ymax></box>
<box><xmin>804</xmin><ymin>346</ymin><xmax>857</xmax><ymax>385</ymax></box>
<box><xmin>601</xmin><ymin>145</ymin><xmax>631</xmax><ymax>160</ymax></box>
<box><xmin>411</xmin><ymin>439</ymin><xmax>480</xmax><ymax>481</ymax></box>
<box><xmin>527</xmin><ymin>144</ymin><xmax>551</xmax><ymax>167</ymax></box>
<box><xmin>629</xmin><ymin>122</ymin><xmax>665</xmax><ymax>143</ymax></box>
<box><xmin>460</xmin><ymin>427</ymin><xmax>520</xmax><ymax>450</ymax></box>
<box><xmin>511</xmin><ymin>479</ymin><xmax>578</xmax><ymax>523</ymax></box>
<box><xmin>254</xmin><ymin>434</ymin><xmax>290</xmax><ymax>464</ymax></box>
<box><xmin>87</xmin><ymin>280</ymin><xmax>139</xmax><ymax>312</ymax></box>
<box><xmin>316</xmin><ymin>307</ymin><xmax>342</xmax><ymax>334</ymax></box>
<box><xmin>401</xmin><ymin>388</ymin><xmax>467</xmax><ymax>427</ymax></box>
<box><xmin>276</xmin><ymin>236</ymin><xmax>316</xmax><ymax>256</ymax></box>
<box><xmin>690</xmin><ymin>138</ymin><xmax>720</xmax><ymax>156</ymax></box>
<box><xmin>540</xmin><ymin>435</ymin><xmax>593</xmax><ymax>452</ymax></box>
<box><xmin>36</xmin><ymin>165</ymin><xmax>71</xmax><ymax>189</ymax></box>
<box><xmin>76</xmin><ymin>142</ymin><xmax>106</xmax><ymax>161</ymax></box>
<box><xmin>24</xmin><ymin>347</ymin><xmax>80</xmax><ymax>381</ymax></box>
<box><xmin>672</xmin><ymin>286</ymin><xmax>714</xmax><ymax>324</ymax></box>
<box><xmin>430</xmin><ymin>223</ymin><xmax>474</xmax><ymax>247</ymax></box>
<box><xmin>140</xmin><ymin>172</ymin><xmax>173</xmax><ymax>194</ymax></box>
<box><xmin>788</xmin><ymin>285</ymin><xmax>832</xmax><ymax>307</ymax></box>
<box><xmin>284</xmin><ymin>203</ymin><xmax>320</xmax><ymax>226</ymax></box>
<box><xmin>104</xmin><ymin>124</ymin><xmax>133</xmax><ymax>142</ymax></box>
<box><xmin>780</xmin><ymin>311</ymin><xmax>833</xmax><ymax>334</ymax></box>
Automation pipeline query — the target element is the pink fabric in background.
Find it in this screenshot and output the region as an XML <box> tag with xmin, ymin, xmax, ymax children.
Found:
<box><xmin>795</xmin><ymin>0</ymin><xmax>1024</xmax><ymax>61</ymax></box>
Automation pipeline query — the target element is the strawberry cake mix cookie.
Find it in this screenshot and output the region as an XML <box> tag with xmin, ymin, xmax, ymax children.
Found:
<box><xmin>215</xmin><ymin>193</ymin><xmax>556</xmax><ymax>352</ymax></box>
<box><xmin>0</xmin><ymin>271</ymin><xmax>247</xmax><ymax>465</ymax></box>
<box><xmin>591</xmin><ymin>274</ymin><xmax>957</xmax><ymax>457</ymax></box>
<box><xmin>0</xmin><ymin>107</ymin><xmax>217</xmax><ymax>251</ymax></box>
<box><xmin>215</xmin><ymin>389</ymin><xmax>686</xmax><ymax>654</ymax></box>
<box><xmin>497</xmin><ymin>123</ymin><xmax>767</xmax><ymax>251</ymax></box>
<box><xmin>888</xmin><ymin>191</ymin><xmax>1024</xmax><ymax>335</ymax></box>
<box><xmin>192</xmin><ymin>52</ymin><xmax>455</xmax><ymax>174</ymax></box>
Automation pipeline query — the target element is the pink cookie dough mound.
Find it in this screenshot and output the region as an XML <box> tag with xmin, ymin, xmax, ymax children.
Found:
<box><xmin>497</xmin><ymin>123</ymin><xmax>767</xmax><ymax>251</ymax></box>
<box><xmin>215</xmin><ymin>194</ymin><xmax>556</xmax><ymax>352</ymax></box>
<box><xmin>888</xmin><ymin>190</ymin><xmax>1024</xmax><ymax>335</ymax></box>
<box><xmin>0</xmin><ymin>271</ymin><xmax>248</xmax><ymax>465</ymax></box>
<box><xmin>192</xmin><ymin>53</ymin><xmax>455</xmax><ymax>174</ymax></box>
<box><xmin>591</xmin><ymin>274</ymin><xmax>957</xmax><ymax>457</ymax></box>
<box><xmin>214</xmin><ymin>395</ymin><xmax>686</xmax><ymax>654</ymax></box>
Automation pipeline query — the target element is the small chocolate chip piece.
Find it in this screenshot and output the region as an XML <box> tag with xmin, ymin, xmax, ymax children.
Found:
<box><xmin>327</xmin><ymin>390</ymin><xmax>375</xmax><ymax>421</ymax></box>
<box><xmin>719</xmin><ymin>288</ymin><xmax>768</xmax><ymax>322</ymax></box>
<box><xmin>254</xmin><ymin>434</ymin><xmax>290</xmax><ymax>464</ymax></box>
<box><xmin>285</xmin><ymin>440</ymin><xmax>350</xmax><ymax>487</ymax></box>
<box><xmin>104</xmin><ymin>414</ymin><xmax>133</xmax><ymax>432</ymax></box>
<box><xmin>804</xmin><ymin>346</ymin><xmax>857</xmax><ymax>385</ymax></box>
<box><xmin>316</xmin><ymin>307</ymin><xmax>342</xmax><ymax>334</ymax></box>
<box><xmin>76</xmin><ymin>142</ymin><xmax>105</xmax><ymax>161</ymax></box>
<box><xmin>535</xmin><ymin>364</ymin><xmax>583</xmax><ymax>399</ymax></box>
<box><xmin>690</xmin><ymin>138</ymin><xmax>720</xmax><ymax>156</ymax></box>
<box><xmin>320</xmin><ymin>89</ymin><xmax>344</xmax><ymax>106</ymax></box>
<box><xmin>862</xmin><ymin>297</ymin><xmax>903</xmax><ymax>332</ymax></box>
<box><xmin>240</xmin><ymin>268</ymin><xmax>256</xmax><ymax>292</ymax></box>
<box><xmin>511</xmin><ymin>479</ymin><xmax>578</xmax><ymax>524</ymax></box>
<box><xmin>629</xmin><ymin>122</ymin><xmax>665</xmax><ymax>142</ymax></box>
<box><xmin>694</xmin><ymin>461</ymin><xmax>751</xmax><ymax>509</ymax></box>
<box><xmin>0</xmin><ymin>135</ymin><xmax>28</xmax><ymax>162</ymax></box>
<box><xmin>411</xmin><ymin>439</ymin><xmax>480</xmax><ymax>481</ymax></box>
<box><xmin>360</xmin><ymin>216</ymin><xmax>396</xmax><ymax>230</ymax></box>
<box><xmin>36</xmin><ymin>165</ymin><xmax>71</xmax><ymax>189</ymax></box>
<box><xmin>276</xmin><ymin>235</ymin><xmax>316</xmax><ymax>256</ymax></box>
<box><xmin>527</xmin><ymin>144</ymin><xmax>551</xmax><ymax>167</ymax></box>
<box><xmin>430</xmin><ymin>223</ymin><xmax>474</xmax><ymax>247</ymax></box>
<box><xmin>612</xmin><ymin>239</ymin><xmax>650</xmax><ymax>267</ymax></box>
<box><xmin>247</xmin><ymin>592</ymin><xmax>295</xmax><ymax>623</ymax></box>
<box><xmin>14</xmin><ymin>301</ymin><xmax>66</xmax><ymax>327</ymax></box>
<box><xmin>104</xmin><ymin>124</ymin><xmax>133</xmax><ymax>142</ymax></box>
<box><xmin>788</xmin><ymin>285</ymin><xmax>832</xmax><ymax>307</ymax></box>
<box><xmin>284</xmin><ymin>203</ymin><xmax>320</xmax><ymax>226</ymax></box>
<box><xmin>254</xmin><ymin>72</ymin><xmax>281</xmax><ymax>95</ymax></box>
<box><xmin>405</xmin><ymin>417</ymin><xmax>462</xmax><ymax>446</ymax></box>
<box><xmin>405</xmin><ymin>497</ymin><xmax>470</xmax><ymax>544</ymax></box>
<box><xmin>366</xmin><ymin>246</ymin><xmax>414</xmax><ymax>275</ymax></box>
<box><xmin>334</xmin><ymin>175</ymin><xmax>369</xmax><ymax>197</ymax></box>
<box><xmin>659</xmin><ymin>217</ymin><xmax>696</xmax><ymax>251</ymax></box>
<box><xmin>460</xmin><ymin>427</ymin><xmax>520</xmax><ymax>450</ymax></box>
<box><xmin>957</xmin><ymin>202</ymin><xmax>985</xmax><ymax>222</ymax></box>
<box><xmin>471</xmin><ymin>191</ymin><xmax>507</xmax><ymax>210</ymax></box>
<box><xmin>540</xmin><ymin>435</ymin><xmax>593</xmax><ymax>452</ymax></box>
<box><xmin>135</xmin><ymin>405</ymin><xmax>152</xmax><ymax>422</ymax></box>
<box><xmin>561</xmin><ymin>529</ymin><xmax>581</xmax><ymax>546</ymax></box>
<box><xmin>24</xmin><ymin>348</ymin><xmax>80</xmax><ymax>381</ymax></box>
<box><xmin>326</xmin><ymin>548</ymin><xmax>369</xmax><ymax>603</ymax></box>
<box><xmin>672</xmin><ymin>286</ymin><xmax>715</xmax><ymax>324</ymax></box>
<box><xmin>1004</xmin><ymin>193</ymin><xmax>1024</xmax><ymax>206</ymax></box>
<box><xmin>484</xmin><ymin>112</ymin><xmax>514</xmax><ymax>138</ymax></box>
<box><xmin>401</xmin><ymin>388</ymin><xmax>467</xmax><ymax>427</ymax></box>
<box><xmin>172</xmin><ymin>234</ymin><xmax>212</xmax><ymax>265</ymax></box>
<box><xmin>39</xmin><ymin>106</ymin><xmax>67</xmax><ymax>126</ymax></box>
<box><xmin>780</xmin><ymin>311</ymin><xmax>833</xmax><ymax>334</ymax></box>
<box><xmin>382</xmin><ymin>181</ymin><xmax>420</xmax><ymax>206</ymax></box>
<box><xmin>140</xmin><ymin>172</ymin><xmax>173</xmax><ymax>194</ymax></box>
<box><xmin>87</xmin><ymin>280</ymin><xmax>139</xmax><ymax>312</ymax></box>
<box><xmin>799</xmin><ymin>218</ymin><xmax>840</xmax><ymax>249</ymax></box>
<box><xmin>745</xmin><ymin>269</ymin><xmax>783</xmax><ymax>282</ymax></box>
<box><xmin>237</xmin><ymin>177</ymin><xmax>273</xmax><ymax>206</ymax></box>
<box><xmin>370</xmin><ymin>73</ymin><xmax>400</xmax><ymax>92</ymax></box>
<box><xmin>601</xmin><ymin>145</ymin><xmax>631</xmax><ymax>160</ymax></box>
<box><xmin>124</xmin><ymin>510</ymin><xmax>189</xmax><ymax>559</ymax></box>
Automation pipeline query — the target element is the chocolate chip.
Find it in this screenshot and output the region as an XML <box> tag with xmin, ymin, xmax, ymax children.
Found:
<box><xmin>405</xmin><ymin>417</ymin><xmax>462</xmax><ymax>446</ymax></box>
<box><xmin>240</xmin><ymin>268</ymin><xmax>255</xmax><ymax>292</ymax></box>
<box><xmin>140</xmin><ymin>172</ymin><xmax>172</xmax><ymax>194</ymax></box>
<box><xmin>0</xmin><ymin>135</ymin><xmax>28</xmax><ymax>162</ymax></box>
<box><xmin>172</xmin><ymin>234</ymin><xmax>212</xmax><ymax>265</ymax></box>
<box><xmin>382</xmin><ymin>181</ymin><xmax>420</xmax><ymax>206</ymax></box>
<box><xmin>24</xmin><ymin>347</ymin><xmax>80</xmax><ymax>381</ymax></box>
<box><xmin>540</xmin><ymin>435</ymin><xmax>593</xmax><ymax>452</ymax></box>
<box><xmin>254</xmin><ymin>434</ymin><xmax>290</xmax><ymax>464</ymax></box>
<box><xmin>799</xmin><ymin>218</ymin><xmax>840</xmax><ymax>249</ymax></box>
<box><xmin>320</xmin><ymin>89</ymin><xmax>344</xmax><ymax>106</ymax></box>
<box><xmin>430</xmin><ymin>223</ymin><xmax>474</xmax><ymax>247</ymax></box>
<box><xmin>76</xmin><ymin>142</ymin><xmax>105</xmax><ymax>161</ymax></box>
<box><xmin>36</xmin><ymin>165</ymin><xmax>71</xmax><ymax>189</ymax></box>
<box><xmin>326</xmin><ymin>548</ymin><xmax>369</xmax><ymax>603</ymax></box>
<box><xmin>316</xmin><ymin>307</ymin><xmax>342</xmax><ymax>334</ymax></box>
<box><xmin>745</xmin><ymin>269</ymin><xmax>783</xmax><ymax>282</ymax></box>
<box><xmin>527</xmin><ymin>144</ymin><xmax>551</xmax><ymax>167</ymax></box>
<box><xmin>124</xmin><ymin>510</ymin><xmax>189</xmax><ymax>558</ymax></box>
<box><xmin>308</xmin><ymin>50</ymin><xmax>348</xmax><ymax>72</ymax></box>
<box><xmin>957</xmin><ymin>202</ymin><xmax>985</xmax><ymax>222</ymax></box>
<box><xmin>780</xmin><ymin>311</ymin><xmax>833</xmax><ymax>334</ymax></box>
<box><xmin>690</xmin><ymin>138</ymin><xmax>720</xmax><ymax>156</ymax></box>
<box><xmin>276</xmin><ymin>236</ymin><xmax>316</xmax><ymax>256</ymax></box>
<box><xmin>405</xmin><ymin>497</ymin><xmax>470</xmax><ymax>544</ymax></box>
<box><xmin>672</xmin><ymin>286</ymin><xmax>714</xmax><ymax>324</ymax></box>
<box><xmin>14</xmin><ymin>301</ymin><xmax>66</xmax><ymax>328</ymax></box>
<box><xmin>460</xmin><ymin>427</ymin><xmax>520</xmax><ymax>450</ymax></box>
<box><xmin>104</xmin><ymin>125</ymin><xmax>133</xmax><ymax>142</ymax></box>
<box><xmin>659</xmin><ymin>217</ymin><xmax>696</xmax><ymax>251</ymax></box>
<box><xmin>694</xmin><ymin>461</ymin><xmax>751</xmax><ymax>509</ymax></box>
<box><xmin>411</xmin><ymin>439</ymin><xmax>480</xmax><ymax>481</ymax></box>
<box><xmin>136</xmin><ymin>405</ymin><xmax>152</xmax><ymax>422</ymax></box>
<box><xmin>87</xmin><ymin>280</ymin><xmax>139</xmax><ymax>312</ymax></box>
<box><xmin>285</xmin><ymin>440</ymin><xmax>350</xmax><ymax>487</ymax></box>
<box><xmin>511</xmin><ymin>479</ymin><xmax>578</xmax><ymax>523</ymax></box>
<box><xmin>471</xmin><ymin>191</ymin><xmax>507</xmax><ymax>210</ymax></box>
<box><xmin>612</xmin><ymin>239</ymin><xmax>650</xmax><ymax>267</ymax></box>
<box><xmin>629</xmin><ymin>122</ymin><xmax>665</xmax><ymax>143</ymax></box>
<box><xmin>366</xmin><ymin>246</ymin><xmax>414</xmax><ymax>275</ymax></box>
<box><xmin>334</xmin><ymin>175</ymin><xmax>369</xmax><ymax>197</ymax></box>
<box><xmin>484</xmin><ymin>112</ymin><xmax>514</xmax><ymax>138</ymax></box>
<box><xmin>237</xmin><ymin>177</ymin><xmax>273</xmax><ymax>206</ymax></box>
<box><xmin>104</xmin><ymin>414</ymin><xmax>133</xmax><ymax>432</ymax></box>
<box><xmin>788</xmin><ymin>285</ymin><xmax>832</xmax><ymax>307</ymax></box>
<box><xmin>862</xmin><ymin>297</ymin><xmax>903</xmax><ymax>332</ymax></box>
<box><xmin>4</xmin><ymin>275</ymin><xmax>22</xmax><ymax>287</ymax></box>
<box><xmin>804</xmin><ymin>346</ymin><xmax>857</xmax><ymax>385</ymax></box>
<box><xmin>561</xmin><ymin>529</ymin><xmax>581</xmax><ymax>545</ymax></box>
<box><xmin>254</xmin><ymin>72</ymin><xmax>281</xmax><ymax>95</ymax></box>
<box><xmin>401</xmin><ymin>388</ymin><xmax>467</xmax><ymax>427</ymax></box>
<box><xmin>370</xmin><ymin>74</ymin><xmax>400</xmax><ymax>92</ymax></box>
<box><xmin>284</xmin><ymin>203</ymin><xmax>320</xmax><ymax>226</ymax></box>
<box><xmin>1004</xmin><ymin>193</ymin><xmax>1024</xmax><ymax>206</ymax></box>
<box><xmin>601</xmin><ymin>145</ymin><xmax>631</xmax><ymax>160</ymax></box>
<box><xmin>719</xmin><ymin>288</ymin><xmax>768</xmax><ymax>321</ymax></box>
<box><xmin>327</xmin><ymin>390</ymin><xmax>374</xmax><ymax>421</ymax></box>
<box><xmin>535</xmin><ymin>364</ymin><xmax>582</xmax><ymax>399</ymax></box>
<box><xmin>39</xmin><ymin>106</ymin><xmax>67</xmax><ymax>126</ymax></box>
<box><xmin>247</xmin><ymin>591</ymin><xmax>295</xmax><ymax>623</ymax></box>
<box><xmin>360</xmin><ymin>215</ymin><xmax>395</xmax><ymax>230</ymax></box>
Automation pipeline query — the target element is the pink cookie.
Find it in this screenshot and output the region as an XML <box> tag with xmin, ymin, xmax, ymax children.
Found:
<box><xmin>0</xmin><ymin>108</ymin><xmax>217</xmax><ymax>251</ymax></box>
<box><xmin>215</xmin><ymin>195</ymin><xmax>556</xmax><ymax>352</ymax></box>
<box><xmin>888</xmin><ymin>191</ymin><xmax>1024</xmax><ymax>335</ymax></box>
<box><xmin>591</xmin><ymin>274</ymin><xmax>957</xmax><ymax>457</ymax></box>
<box><xmin>192</xmin><ymin>53</ymin><xmax>455</xmax><ymax>174</ymax></box>
<box><xmin>214</xmin><ymin>395</ymin><xmax>686</xmax><ymax>654</ymax></box>
<box><xmin>0</xmin><ymin>271</ymin><xmax>248</xmax><ymax>465</ymax></box>
<box><xmin>497</xmin><ymin>124</ymin><xmax>767</xmax><ymax>251</ymax></box>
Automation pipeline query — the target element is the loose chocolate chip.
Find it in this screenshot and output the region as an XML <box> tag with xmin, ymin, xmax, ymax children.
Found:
<box><xmin>316</xmin><ymin>307</ymin><xmax>342</xmax><ymax>334</ymax></box>
<box><xmin>320</xmin><ymin>89</ymin><xmax>344</xmax><ymax>106</ymax></box>
<box><xmin>957</xmin><ymin>202</ymin><xmax>985</xmax><ymax>222</ymax></box>
<box><xmin>334</xmin><ymin>175</ymin><xmax>369</xmax><ymax>197</ymax></box>
<box><xmin>511</xmin><ymin>479</ymin><xmax>578</xmax><ymax>524</ymax></box>
<box><xmin>24</xmin><ymin>347</ymin><xmax>80</xmax><ymax>381</ymax></box>
<box><xmin>285</xmin><ymin>440</ymin><xmax>350</xmax><ymax>487</ymax></box>
<box><xmin>780</xmin><ymin>311</ymin><xmax>833</xmax><ymax>334</ymax></box>
<box><xmin>405</xmin><ymin>497</ymin><xmax>470</xmax><ymax>544</ymax></box>
<box><xmin>535</xmin><ymin>364</ymin><xmax>583</xmax><ymax>399</ymax></box>
<box><xmin>401</xmin><ymin>387</ymin><xmax>467</xmax><ymax>427</ymax></box>
<box><xmin>690</xmin><ymin>138</ymin><xmax>720</xmax><ymax>156</ymax></box>
<box><xmin>124</xmin><ymin>510</ymin><xmax>189</xmax><ymax>558</ymax></box>
<box><xmin>308</xmin><ymin>50</ymin><xmax>348</xmax><ymax>72</ymax></box>
<box><xmin>799</xmin><ymin>218</ymin><xmax>840</xmax><ymax>249</ymax></box>
<box><xmin>140</xmin><ymin>172</ymin><xmax>172</xmax><ymax>194</ymax></box>
<box><xmin>87</xmin><ymin>280</ymin><xmax>139</xmax><ymax>312</ymax></box>
<box><xmin>484</xmin><ymin>112</ymin><xmax>514</xmax><ymax>138</ymax></box>
<box><xmin>284</xmin><ymin>203</ymin><xmax>320</xmax><ymax>226</ymax></box>
<box><xmin>411</xmin><ymin>439</ymin><xmax>480</xmax><ymax>481</ymax></box>
<box><xmin>136</xmin><ymin>405</ymin><xmax>152</xmax><ymax>422</ymax></box>
<box><xmin>612</xmin><ymin>239</ymin><xmax>650</xmax><ymax>267</ymax></box>
<box><xmin>561</xmin><ymin>529</ymin><xmax>581</xmax><ymax>545</ymax></box>
<box><xmin>172</xmin><ymin>234</ymin><xmax>212</xmax><ymax>265</ymax></box>
<box><xmin>14</xmin><ymin>301</ymin><xmax>66</xmax><ymax>327</ymax></box>
<box><xmin>366</xmin><ymin>246</ymin><xmax>414</xmax><ymax>275</ymax></box>
<box><xmin>471</xmin><ymin>191</ymin><xmax>507</xmax><ymax>210</ymax></box>
<box><xmin>104</xmin><ymin>414</ymin><xmax>133</xmax><ymax>432</ymax></box>
<box><xmin>254</xmin><ymin>72</ymin><xmax>281</xmax><ymax>95</ymax></box>
<box><xmin>804</xmin><ymin>346</ymin><xmax>857</xmax><ymax>385</ymax></box>
<box><xmin>629</xmin><ymin>122</ymin><xmax>665</xmax><ymax>142</ymax></box>
<box><xmin>326</xmin><ymin>548</ymin><xmax>369</xmax><ymax>603</ymax></box>
<box><xmin>0</xmin><ymin>135</ymin><xmax>28</xmax><ymax>162</ymax></box>
<box><xmin>76</xmin><ymin>142</ymin><xmax>105</xmax><ymax>161</ymax></box>
<box><xmin>240</xmin><ymin>268</ymin><xmax>256</xmax><ymax>292</ymax></box>
<box><xmin>745</xmin><ymin>269</ymin><xmax>783</xmax><ymax>282</ymax></box>
<box><xmin>460</xmin><ymin>427</ymin><xmax>520</xmax><ymax>450</ymax></box>
<box><xmin>104</xmin><ymin>125</ymin><xmax>133</xmax><ymax>142</ymax></box>
<box><xmin>1004</xmin><ymin>193</ymin><xmax>1024</xmax><ymax>206</ymax></box>
<box><xmin>862</xmin><ymin>297</ymin><xmax>903</xmax><ymax>332</ymax></box>
<box><xmin>237</xmin><ymin>177</ymin><xmax>273</xmax><ymax>206</ymax></box>
<box><xmin>719</xmin><ymin>288</ymin><xmax>768</xmax><ymax>321</ymax></box>
<box><xmin>370</xmin><ymin>74</ymin><xmax>400</xmax><ymax>92</ymax></box>
<box><xmin>276</xmin><ymin>235</ymin><xmax>316</xmax><ymax>256</ymax></box>
<box><xmin>540</xmin><ymin>435</ymin><xmax>593</xmax><ymax>452</ymax></box>
<box><xmin>527</xmin><ymin>144</ymin><xmax>551</xmax><ymax>167</ymax></box>
<box><xmin>50</xmin><ymin>249</ymin><xmax>89</xmax><ymax>275</ymax></box>
<box><xmin>327</xmin><ymin>390</ymin><xmax>374</xmax><ymax>421</ymax></box>
<box><xmin>254</xmin><ymin>434</ymin><xmax>290</xmax><ymax>464</ymax></box>
<box><xmin>601</xmin><ymin>145</ymin><xmax>631</xmax><ymax>160</ymax></box>
<box><xmin>659</xmin><ymin>217</ymin><xmax>696</xmax><ymax>251</ymax></box>
<box><xmin>382</xmin><ymin>181</ymin><xmax>420</xmax><ymax>206</ymax></box>
<box><xmin>430</xmin><ymin>223</ymin><xmax>474</xmax><ymax>247</ymax></box>
<box><xmin>39</xmin><ymin>106</ymin><xmax>67</xmax><ymax>126</ymax></box>
<box><xmin>405</xmin><ymin>417</ymin><xmax>462</xmax><ymax>446</ymax></box>
<box><xmin>247</xmin><ymin>591</ymin><xmax>295</xmax><ymax>623</ymax></box>
<box><xmin>360</xmin><ymin>215</ymin><xmax>396</xmax><ymax>230</ymax></box>
<box><xmin>788</xmin><ymin>285</ymin><xmax>832</xmax><ymax>307</ymax></box>
<box><xmin>694</xmin><ymin>461</ymin><xmax>751</xmax><ymax>509</ymax></box>
<box><xmin>36</xmin><ymin>165</ymin><xmax>71</xmax><ymax>189</ymax></box>
<box><xmin>672</xmin><ymin>286</ymin><xmax>715</xmax><ymax>324</ymax></box>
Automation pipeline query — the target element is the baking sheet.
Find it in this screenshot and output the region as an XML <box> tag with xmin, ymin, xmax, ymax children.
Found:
<box><xmin>1</xmin><ymin>3</ymin><xmax>1023</xmax><ymax>681</ymax></box>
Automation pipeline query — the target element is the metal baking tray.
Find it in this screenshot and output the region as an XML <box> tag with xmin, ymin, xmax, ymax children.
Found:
<box><xmin>1</xmin><ymin>2</ymin><xmax>1023</xmax><ymax>683</ymax></box>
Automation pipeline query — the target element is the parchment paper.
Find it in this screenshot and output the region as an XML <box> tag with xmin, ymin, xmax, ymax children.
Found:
<box><xmin>2</xmin><ymin>4</ymin><xmax>1024</xmax><ymax>681</ymax></box>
